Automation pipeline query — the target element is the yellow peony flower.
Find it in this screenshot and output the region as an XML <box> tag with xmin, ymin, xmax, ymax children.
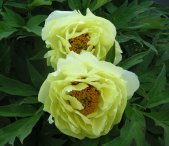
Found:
<box><xmin>42</xmin><ymin>9</ymin><xmax>122</xmax><ymax>69</ymax></box>
<box><xmin>38</xmin><ymin>52</ymin><xmax>139</xmax><ymax>139</ymax></box>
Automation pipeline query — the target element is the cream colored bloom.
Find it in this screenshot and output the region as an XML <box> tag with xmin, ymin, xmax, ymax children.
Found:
<box><xmin>42</xmin><ymin>9</ymin><xmax>122</xmax><ymax>69</ymax></box>
<box><xmin>38</xmin><ymin>52</ymin><xmax>139</xmax><ymax>139</ymax></box>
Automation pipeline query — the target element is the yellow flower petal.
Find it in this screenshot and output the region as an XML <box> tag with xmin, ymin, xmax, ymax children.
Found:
<box><xmin>38</xmin><ymin>52</ymin><xmax>139</xmax><ymax>139</ymax></box>
<box><xmin>42</xmin><ymin>9</ymin><xmax>122</xmax><ymax>69</ymax></box>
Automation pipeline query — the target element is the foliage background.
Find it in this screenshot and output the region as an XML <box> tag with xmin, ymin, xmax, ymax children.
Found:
<box><xmin>0</xmin><ymin>0</ymin><xmax>169</xmax><ymax>146</ymax></box>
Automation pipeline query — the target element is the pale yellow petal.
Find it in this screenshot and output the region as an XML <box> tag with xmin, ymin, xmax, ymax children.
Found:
<box><xmin>122</xmin><ymin>70</ymin><xmax>140</xmax><ymax>99</ymax></box>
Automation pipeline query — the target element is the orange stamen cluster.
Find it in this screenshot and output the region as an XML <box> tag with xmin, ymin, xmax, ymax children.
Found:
<box><xmin>69</xmin><ymin>34</ymin><xmax>90</xmax><ymax>54</ymax></box>
<box><xmin>69</xmin><ymin>85</ymin><xmax>100</xmax><ymax>116</ymax></box>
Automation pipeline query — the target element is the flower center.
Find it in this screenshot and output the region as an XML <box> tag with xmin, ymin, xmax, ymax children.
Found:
<box><xmin>69</xmin><ymin>85</ymin><xmax>100</xmax><ymax>115</ymax></box>
<box><xmin>69</xmin><ymin>33</ymin><xmax>90</xmax><ymax>54</ymax></box>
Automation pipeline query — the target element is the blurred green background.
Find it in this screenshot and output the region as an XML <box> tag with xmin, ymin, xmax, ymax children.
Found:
<box><xmin>0</xmin><ymin>0</ymin><xmax>169</xmax><ymax>146</ymax></box>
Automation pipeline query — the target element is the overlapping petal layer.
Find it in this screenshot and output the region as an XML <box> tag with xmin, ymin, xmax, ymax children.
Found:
<box><xmin>38</xmin><ymin>52</ymin><xmax>139</xmax><ymax>139</ymax></box>
<box><xmin>42</xmin><ymin>9</ymin><xmax>122</xmax><ymax>69</ymax></box>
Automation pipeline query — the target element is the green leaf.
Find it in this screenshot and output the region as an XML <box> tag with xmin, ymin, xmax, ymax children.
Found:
<box><xmin>27</xmin><ymin>60</ymin><xmax>45</xmax><ymax>88</ymax></box>
<box><xmin>25</xmin><ymin>15</ymin><xmax>46</xmax><ymax>36</ymax></box>
<box><xmin>0</xmin><ymin>107</ymin><xmax>43</xmax><ymax>146</ymax></box>
<box><xmin>0</xmin><ymin>0</ymin><xmax>3</xmax><ymax>8</ymax></box>
<box><xmin>135</xmin><ymin>50</ymin><xmax>155</xmax><ymax>75</ymax></box>
<box><xmin>1</xmin><ymin>8</ymin><xmax>25</xmax><ymax>27</ymax></box>
<box><xmin>28</xmin><ymin>0</ymin><xmax>52</xmax><ymax>8</ymax></box>
<box><xmin>144</xmin><ymin>111</ymin><xmax>169</xmax><ymax>127</ymax></box>
<box><xmin>105</xmin><ymin>2</ymin><xmax>117</xmax><ymax>14</ymax></box>
<box><xmin>164</xmin><ymin>126</ymin><xmax>169</xmax><ymax>146</ymax></box>
<box><xmin>27</xmin><ymin>15</ymin><xmax>46</xmax><ymax>27</ymax></box>
<box><xmin>0</xmin><ymin>104</ymin><xmax>37</xmax><ymax>117</ymax></box>
<box><xmin>148</xmin><ymin>65</ymin><xmax>166</xmax><ymax>99</ymax></box>
<box><xmin>68</xmin><ymin>0</ymin><xmax>81</xmax><ymax>10</ymax></box>
<box><xmin>89</xmin><ymin>0</ymin><xmax>110</xmax><ymax>11</ymax></box>
<box><xmin>119</xmin><ymin>51</ymin><xmax>149</xmax><ymax>69</ymax></box>
<box><xmin>144</xmin><ymin>109</ymin><xmax>169</xmax><ymax>145</ymax></box>
<box><xmin>29</xmin><ymin>48</ymin><xmax>46</xmax><ymax>60</ymax></box>
<box><xmin>18</xmin><ymin>97</ymin><xmax>38</xmax><ymax>105</ymax></box>
<box><xmin>157</xmin><ymin>46</ymin><xmax>169</xmax><ymax>65</ymax></box>
<box><xmin>0</xmin><ymin>74</ymin><xmax>37</xmax><ymax>96</ymax></box>
<box><xmin>0</xmin><ymin>21</ymin><xmax>17</xmax><ymax>40</ymax></box>
<box><xmin>117</xmin><ymin>33</ymin><xmax>158</xmax><ymax>54</ymax></box>
<box><xmin>109</xmin><ymin>0</ymin><xmax>154</xmax><ymax>29</ymax></box>
<box><xmin>82</xmin><ymin>0</ymin><xmax>91</xmax><ymax>10</ymax></box>
<box><xmin>141</xmin><ymin>39</ymin><xmax>158</xmax><ymax>54</ymax></box>
<box><xmin>117</xmin><ymin>33</ymin><xmax>142</xmax><ymax>44</ymax></box>
<box><xmin>4</xmin><ymin>1</ymin><xmax>27</xmax><ymax>9</ymax></box>
<box><xmin>137</xmin><ymin>16</ymin><xmax>168</xmax><ymax>30</ymax></box>
<box><xmin>106</xmin><ymin>42</ymin><xmax>115</xmax><ymax>63</ymax></box>
<box><xmin>0</xmin><ymin>29</ymin><xmax>16</xmax><ymax>40</ymax></box>
<box><xmin>104</xmin><ymin>107</ymin><xmax>146</xmax><ymax>146</ymax></box>
<box><xmin>53</xmin><ymin>0</ymin><xmax>65</xmax><ymax>2</ymax></box>
<box><xmin>25</xmin><ymin>26</ymin><xmax>42</xmax><ymax>36</ymax></box>
<box><xmin>146</xmin><ymin>91</ymin><xmax>169</xmax><ymax>108</ymax></box>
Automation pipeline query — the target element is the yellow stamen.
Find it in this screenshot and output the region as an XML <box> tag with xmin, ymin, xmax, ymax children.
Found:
<box><xmin>69</xmin><ymin>85</ymin><xmax>100</xmax><ymax>116</ymax></box>
<box><xmin>69</xmin><ymin>34</ymin><xmax>90</xmax><ymax>54</ymax></box>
